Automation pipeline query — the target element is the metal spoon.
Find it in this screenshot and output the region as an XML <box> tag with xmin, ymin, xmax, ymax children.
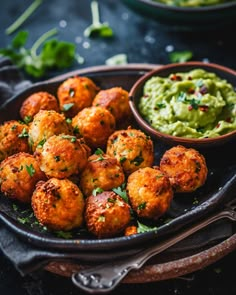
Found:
<box><xmin>72</xmin><ymin>200</ymin><xmax>236</xmax><ymax>294</ymax></box>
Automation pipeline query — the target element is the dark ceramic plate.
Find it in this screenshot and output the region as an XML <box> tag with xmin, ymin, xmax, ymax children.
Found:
<box><xmin>122</xmin><ymin>0</ymin><xmax>236</xmax><ymax>30</ymax></box>
<box><xmin>0</xmin><ymin>64</ymin><xmax>236</xmax><ymax>256</ymax></box>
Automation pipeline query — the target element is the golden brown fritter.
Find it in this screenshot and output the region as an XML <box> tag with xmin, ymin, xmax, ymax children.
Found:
<box><xmin>34</xmin><ymin>134</ymin><xmax>90</xmax><ymax>179</ymax></box>
<box><xmin>92</xmin><ymin>87</ymin><xmax>132</xmax><ymax>129</ymax></box>
<box><xmin>71</xmin><ymin>106</ymin><xmax>116</xmax><ymax>149</ymax></box>
<box><xmin>85</xmin><ymin>191</ymin><xmax>131</xmax><ymax>238</ymax></box>
<box><xmin>31</xmin><ymin>178</ymin><xmax>85</xmax><ymax>231</ymax></box>
<box><xmin>160</xmin><ymin>145</ymin><xmax>208</xmax><ymax>193</ymax></box>
<box><xmin>126</xmin><ymin>166</ymin><xmax>173</xmax><ymax>220</ymax></box>
<box><xmin>57</xmin><ymin>76</ymin><xmax>100</xmax><ymax>117</ymax></box>
<box><xmin>79</xmin><ymin>149</ymin><xmax>125</xmax><ymax>197</ymax></box>
<box><xmin>0</xmin><ymin>152</ymin><xmax>46</xmax><ymax>203</ymax></box>
<box><xmin>106</xmin><ymin>127</ymin><xmax>154</xmax><ymax>176</ymax></box>
<box><xmin>28</xmin><ymin>110</ymin><xmax>71</xmax><ymax>152</ymax></box>
<box><xmin>20</xmin><ymin>91</ymin><xmax>60</xmax><ymax>123</ymax></box>
<box><xmin>0</xmin><ymin>120</ymin><xmax>30</xmax><ymax>162</ymax></box>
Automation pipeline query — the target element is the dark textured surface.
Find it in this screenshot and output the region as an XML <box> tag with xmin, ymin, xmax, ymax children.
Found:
<box><xmin>0</xmin><ymin>1</ymin><xmax>236</xmax><ymax>294</ymax></box>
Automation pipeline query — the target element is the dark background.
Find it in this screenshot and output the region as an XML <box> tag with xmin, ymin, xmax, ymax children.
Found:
<box><xmin>0</xmin><ymin>1</ymin><xmax>236</xmax><ymax>294</ymax></box>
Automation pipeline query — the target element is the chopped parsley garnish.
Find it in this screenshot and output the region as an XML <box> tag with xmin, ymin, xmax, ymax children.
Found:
<box><xmin>112</xmin><ymin>184</ymin><xmax>128</xmax><ymax>203</ymax></box>
<box><xmin>92</xmin><ymin>187</ymin><xmax>104</xmax><ymax>196</ymax></box>
<box><xmin>18</xmin><ymin>128</ymin><xmax>28</xmax><ymax>138</ymax></box>
<box><xmin>25</xmin><ymin>164</ymin><xmax>35</xmax><ymax>177</ymax></box>
<box><xmin>63</xmin><ymin>103</ymin><xmax>74</xmax><ymax>111</ymax></box>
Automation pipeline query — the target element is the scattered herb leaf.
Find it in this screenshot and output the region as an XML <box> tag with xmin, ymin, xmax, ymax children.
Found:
<box><xmin>137</xmin><ymin>221</ymin><xmax>158</xmax><ymax>233</ymax></box>
<box><xmin>84</xmin><ymin>0</ymin><xmax>113</xmax><ymax>38</ymax></box>
<box><xmin>169</xmin><ymin>50</ymin><xmax>193</xmax><ymax>63</ymax></box>
<box><xmin>0</xmin><ymin>28</ymin><xmax>77</xmax><ymax>78</ymax></box>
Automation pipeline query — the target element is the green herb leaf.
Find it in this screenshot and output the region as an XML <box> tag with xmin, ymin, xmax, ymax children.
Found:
<box><xmin>84</xmin><ymin>0</ymin><xmax>113</xmax><ymax>38</ymax></box>
<box><xmin>92</xmin><ymin>187</ymin><xmax>104</xmax><ymax>196</ymax></box>
<box><xmin>137</xmin><ymin>221</ymin><xmax>158</xmax><ymax>234</ymax></box>
<box><xmin>169</xmin><ymin>50</ymin><xmax>193</xmax><ymax>63</ymax></box>
<box><xmin>112</xmin><ymin>185</ymin><xmax>128</xmax><ymax>203</ymax></box>
<box><xmin>25</xmin><ymin>163</ymin><xmax>35</xmax><ymax>177</ymax></box>
<box><xmin>0</xmin><ymin>28</ymin><xmax>77</xmax><ymax>78</ymax></box>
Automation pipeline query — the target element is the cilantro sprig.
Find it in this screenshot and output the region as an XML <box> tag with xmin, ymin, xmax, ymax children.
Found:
<box><xmin>84</xmin><ymin>0</ymin><xmax>113</xmax><ymax>38</ymax></box>
<box><xmin>0</xmin><ymin>29</ymin><xmax>76</xmax><ymax>78</ymax></box>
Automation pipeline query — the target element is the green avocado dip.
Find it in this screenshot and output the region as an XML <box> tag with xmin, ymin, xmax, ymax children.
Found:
<box><xmin>138</xmin><ymin>68</ymin><xmax>236</xmax><ymax>138</ymax></box>
<box><xmin>153</xmin><ymin>0</ymin><xmax>231</xmax><ymax>7</ymax></box>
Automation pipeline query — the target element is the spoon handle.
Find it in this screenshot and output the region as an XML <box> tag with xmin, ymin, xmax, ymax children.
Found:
<box><xmin>72</xmin><ymin>206</ymin><xmax>236</xmax><ymax>294</ymax></box>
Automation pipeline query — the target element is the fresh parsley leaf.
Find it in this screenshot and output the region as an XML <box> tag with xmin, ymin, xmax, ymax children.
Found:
<box><xmin>25</xmin><ymin>163</ymin><xmax>35</xmax><ymax>177</ymax></box>
<box><xmin>137</xmin><ymin>221</ymin><xmax>158</xmax><ymax>234</ymax></box>
<box><xmin>112</xmin><ymin>185</ymin><xmax>128</xmax><ymax>203</ymax></box>
<box><xmin>169</xmin><ymin>50</ymin><xmax>193</xmax><ymax>63</ymax></box>
<box><xmin>84</xmin><ymin>0</ymin><xmax>113</xmax><ymax>38</ymax></box>
<box><xmin>0</xmin><ymin>28</ymin><xmax>77</xmax><ymax>78</ymax></box>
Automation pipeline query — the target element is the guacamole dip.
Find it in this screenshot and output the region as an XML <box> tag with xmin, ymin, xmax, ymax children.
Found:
<box><xmin>154</xmin><ymin>0</ymin><xmax>231</xmax><ymax>7</ymax></box>
<box><xmin>139</xmin><ymin>68</ymin><xmax>236</xmax><ymax>138</ymax></box>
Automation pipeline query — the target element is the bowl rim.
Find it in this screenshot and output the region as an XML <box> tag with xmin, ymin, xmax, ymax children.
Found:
<box><xmin>129</xmin><ymin>61</ymin><xmax>236</xmax><ymax>146</ymax></box>
<box><xmin>133</xmin><ymin>0</ymin><xmax>236</xmax><ymax>12</ymax></box>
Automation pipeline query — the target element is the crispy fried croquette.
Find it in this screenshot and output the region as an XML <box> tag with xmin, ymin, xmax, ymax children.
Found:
<box><xmin>79</xmin><ymin>149</ymin><xmax>125</xmax><ymax>197</ymax></box>
<box><xmin>28</xmin><ymin>110</ymin><xmax>71</xmax><ymax>152</ymax></box>
<box><xmin>126</xmin><ymin>166</ymin><xmax>173</xmax><ymax>220</ymax></box>
<box><xmin>34</xmin><ymin>134</ymin><xmax>90</xmax><ymax>179</ymax></box>
<box><xmin>31</xmin><ymin>178</ymin><xmax>85</xmax><ymax>231</ymax></box>
<box><xmin>57</xmin><ymin>76</ymin><xmax>100</xmax><ymax>117</ymax></box>
<box><xmin>0</xmin><ymin>152</ymin><xmax>46</xmax><ymax>203</ymax></box>
<box><xmin>20</xmin><ymin>91</ymin><xmax>60</xmax><ymax>123</ymax></box>
<box><xmin>71</xmin><ymin>106</ymin><xmax>116</xmax><ymax>149</ymax></box>
<box><xmin>85</xmin><ymin>191</ymin><xmax>131</xmax><ymax>238</ymax></box>
<box><xmin>106</xmin><ymin>127</ymin><xmax>154</xmax><ymax>176</ymax></box>
<box><xmin>92</xmin><ymin>87</ymin><xmax>132</xmax><ymax>128</ymax></box>
<box><xmin>160</xmin><ymin>145</ymin><xmax>208</xmax><ymax>193</ymax></box>
<box><xmin>0</xmin><ymin>120</ymin><xmax>30</xmax><ymax>162</ymax></box>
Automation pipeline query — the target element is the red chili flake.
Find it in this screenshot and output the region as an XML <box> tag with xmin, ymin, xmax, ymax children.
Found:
<box><xmin>225</xmin><ymin>117</ymin><xmax>232</xmax><ymax>123</ymax></box>
<box><xmin>187</xmin><ymin>87</ymin><xmax>195</xmax><ymax>94</ymax></box>
<box><xmin>216</xmin><ymin>123</ymin><xmax>220</xmax><ymax>128</ymax></box>
<box><xmin>199</xmin><ymin>105</ymin><xmax>209</xmax><ymax>112</ymax></box>
<box><xmin>187</xmin><ymin>76</ymin><xmax>192</xmax><ymax>80</ymax></box>
<box><xmin>143</xmin><ymin>94</ymin><xmax>149</xmax><ymax>98</ymax></box>
<box><xmin>170</xmin><ymin>74</ymin><xmax>182</xmax><ymax>81</ymax></box>
<box><xmin>188</xmin><ymin>105</ymin><xmax>193</xmax><ymax>111</ymax></box>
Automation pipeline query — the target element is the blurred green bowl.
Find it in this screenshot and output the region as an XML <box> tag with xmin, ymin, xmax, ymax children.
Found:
<box><xmin>122</xmin><ymin>0</ymin><xmax>236</xmax><ymax>30</ymax></box>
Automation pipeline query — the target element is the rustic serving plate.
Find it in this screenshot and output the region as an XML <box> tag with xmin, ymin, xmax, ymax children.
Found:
<box><xmin>0</xmin><ymin>64</ymin><xmax>235</xmax><ymax>274</ymax></box>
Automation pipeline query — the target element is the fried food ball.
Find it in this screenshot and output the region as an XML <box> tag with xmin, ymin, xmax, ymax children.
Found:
<box><xmin>0</xmin><ymin>120</ymin><xmax>30</xmax><ymax>162</ymax></box>
<box><xmin>19</xmin><ymin>91</ymin><xmax>60</xmax><ymax>123</ymax></box>
<box><xmin>34</xmin><ymin>134</ymin><xmax>90</xmax><ymax>179</ymax></box>
<box><xmin>92</xmin><ymin>87</ymin><xmax>132</xmax><ymax>129</ymax></box>
<box><xmin>106</xmin><ymin>127</ymin><xmax>154</xmax><ymax>176</ymax></box>
<box><xmin>0</xmin><ymin>152</ymin><xmax>46</xmax><ymax>203</ymax></box>
<box><xmin>28</xmin><ymin>110</ymin><xmax>71</xmax><ymax>152</ymax></box>
<box><xmin>160</xmin><ymin>145</ymin><xmax>208</xmax><ymax>193</ymax></box>
<box><xmin>57</xmin><ymin>76</ymin><xmax>100</xmax><ymax>117</ymax></box>
<box><xmin>126</xmin><ymin>166</ymin><xmax>173</xmax><ymax>220</ymax></box>
<box><xmin>31</xmin><ymin>178</ymin><xmax>85</xmax><ymax>231</ymax></box>
<box><xmin>85</xmin><ymin>191</ymin><xmax>131</xmax><ymax>238</ymax></box>
<box><xmin>71</xmin><ymin>106</ymin><xmax>116</xmax><ymax>149</ymax></box>
<box><xmin>79</xmin><ymin>149</ymin><xmax>125</xmax><ymax>197</ymax></box>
